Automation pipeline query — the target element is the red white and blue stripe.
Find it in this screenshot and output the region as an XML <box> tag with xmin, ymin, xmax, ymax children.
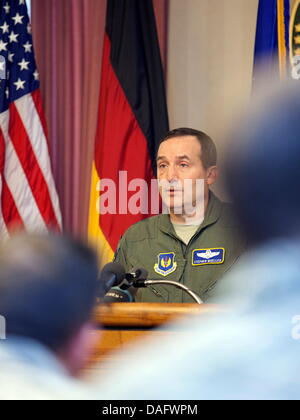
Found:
<box><xmin>0</xmin><ymin>0</ymin><xmax>61</xmax><ymax>237</ymax></box>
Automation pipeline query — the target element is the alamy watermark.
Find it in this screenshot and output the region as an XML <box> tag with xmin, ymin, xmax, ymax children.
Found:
<box><xmin>0</xmin><ymin>315</ymin><xmax>6</xmax><ymax>340</ymax></box>
<box><xmin>96</xmin><ymin>172</ymin><xmax>205</xmax><ymax>225</ymax></box>
<box><xmin>0</xmin><ymin>55</ymin><xmax>6</xmax><ymax>80</ymax></box>
<box><xmin>292</xmin><ymin>56</ymin><xmax>300</xmax><ymax>80</ymax></box>
<box><xmin>291</xmin><ymin>315</ymin><xmax>300</xmax><ymax>340</ymax></box>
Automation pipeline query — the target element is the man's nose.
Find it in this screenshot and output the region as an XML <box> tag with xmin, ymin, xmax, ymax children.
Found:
<box><xmin>166</xmin><ymin>165</ymin><xmax>178</xmax><ymax>182</ymax></box>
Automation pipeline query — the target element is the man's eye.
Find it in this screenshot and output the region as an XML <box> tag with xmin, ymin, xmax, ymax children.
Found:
<box><xmin>158</xmin><ymin>164</ymin><xmax>167</xmax><ymax>169</ymax></box>
<box><xmin>179</xmin><ymin>163</ymin><xmax>189</xmax><ymax>168</ymax></box>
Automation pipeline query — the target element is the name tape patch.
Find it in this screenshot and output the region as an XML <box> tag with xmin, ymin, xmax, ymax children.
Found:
<box><xmin>192</xmin><ymin>248</ymin><xmax>225</xmax><ymax>266</ymax></box>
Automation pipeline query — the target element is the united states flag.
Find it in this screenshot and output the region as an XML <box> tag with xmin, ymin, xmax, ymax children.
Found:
<box><xmin>0</xmin><ymin>0</ymin><xmax>61</xmax><ymax>238</ymax></box>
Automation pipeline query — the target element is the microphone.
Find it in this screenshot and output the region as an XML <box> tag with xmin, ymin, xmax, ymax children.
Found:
<box><xmin>102</xmin><ymin>287</ymin><xmax>133</xmax><ymax>302</ymax></box>
<box><xmin>125</xmin><ymin>267</ymin><xmax>148</xmax><ymax>282</ymax></box>
<box><xmin>102</xmin><ymin>267</ymin><xmax>148</xmax><ymax>303</ymax></box>
<box><xmin>100</xmin><ymin>265</ymin><xmax>202</xmax><ymax>304</ymax></box>
<box><xmin>97</xmin><ymin>262</ymin><xmax>126</xmax><ymax>297</ymax></box>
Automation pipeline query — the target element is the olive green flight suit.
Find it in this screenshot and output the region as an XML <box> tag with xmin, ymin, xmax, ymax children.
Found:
<box><xmin>114</xmin><ymin>192</ymin><xmax>246</xmax><ymax>302</ymax></box>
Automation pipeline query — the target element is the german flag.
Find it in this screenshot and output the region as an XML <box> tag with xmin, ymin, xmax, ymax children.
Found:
<box><xmin>88</xmin><ymin>0</ymin><xmax>169</xmax><ymax>265</ymax></box>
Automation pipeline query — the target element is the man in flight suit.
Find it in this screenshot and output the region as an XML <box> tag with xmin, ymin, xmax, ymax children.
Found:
<box><xmin>114</xmin><ymin>127</ymin><xmax>246</xmax><ymax>302</ymax></box>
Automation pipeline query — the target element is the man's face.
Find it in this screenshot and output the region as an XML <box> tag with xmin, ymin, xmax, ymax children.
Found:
<box><xmin>156</xmin><ymin>136</ymin><xmax>217</xmax><ymax>215</ymax></box>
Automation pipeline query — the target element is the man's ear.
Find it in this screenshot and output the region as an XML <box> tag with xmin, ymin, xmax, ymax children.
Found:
<box><xmin>206</xmin><ymin>166</ymin><xmax>218</xmax><ymax>186</ymax></box>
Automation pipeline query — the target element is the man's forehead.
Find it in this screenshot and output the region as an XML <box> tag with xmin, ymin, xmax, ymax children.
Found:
<box><xmin>157</xmin><ymin>135</ymin><xmax>201</xmax><ymax>158</ymax></box>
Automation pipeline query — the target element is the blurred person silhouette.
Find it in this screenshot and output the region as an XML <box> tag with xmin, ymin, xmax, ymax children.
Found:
<box><xmin>94</xmin><ymin>82</ymin><xmax>300</xmax><ymax>400</ymax></box>
<box><xmin>0</xmin><ymin>233</ymin><xmax>100</xmax><ymax>400</ymax></box>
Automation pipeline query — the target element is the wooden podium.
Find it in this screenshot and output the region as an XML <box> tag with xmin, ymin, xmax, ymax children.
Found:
<box><xmin>86</xmin><ymin>303</ymin><xmax>220</xmax><ymax>375</ymax></box>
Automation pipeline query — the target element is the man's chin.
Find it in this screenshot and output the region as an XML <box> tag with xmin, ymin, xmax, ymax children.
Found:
<box><xmin>162</xmin><ymin>200</ymin><xmax>184</xmax><ymax>214</ymax></box>
<box><xmin>162</xmin><ymin>199</ymin><xmax>205</xmax><ymax>217</ymax></box>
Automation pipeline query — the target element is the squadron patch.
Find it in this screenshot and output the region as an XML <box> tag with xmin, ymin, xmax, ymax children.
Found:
<box><xmin>192</xmin><ymin>248</ymin><xmax>225</xmax><ymax>266</ymax></box>
<box><xmin>154</xmin><ymin>252</ymin><xmax>177</xmax><ymax>276</ymax></box>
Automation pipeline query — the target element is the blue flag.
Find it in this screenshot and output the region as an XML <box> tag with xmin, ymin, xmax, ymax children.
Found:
<box><xmin>253</xmin><ymin>0</ymin><xmax>290</xmax><ymax>86</ymax></box>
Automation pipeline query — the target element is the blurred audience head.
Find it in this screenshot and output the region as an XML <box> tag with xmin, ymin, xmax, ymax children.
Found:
<box><xmin>225</xmin><ymin>81</ymin><xmax>300</xmax><ymax>247</ymax></box>
<box><xmin>0</xmin><ymin>233</ymin><xmax>99</xmax><ymax>376</ymax></box>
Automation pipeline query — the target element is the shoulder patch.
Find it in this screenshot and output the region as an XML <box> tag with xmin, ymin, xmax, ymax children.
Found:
<box><xmin>154</xmin><ymin>252</ymin><xmax>177</xmax><ymax>276</ymax></box>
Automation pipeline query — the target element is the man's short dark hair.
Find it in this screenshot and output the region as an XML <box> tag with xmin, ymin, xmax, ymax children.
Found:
<box><xmin>157</xmin><ymin>127</ymin><xmax>217</xmax><ymax>169</ymax></box>
<box><xmin>0</xmin><ymin>233</ymin><xmax>99</xmax><ymax>352</ymax></box>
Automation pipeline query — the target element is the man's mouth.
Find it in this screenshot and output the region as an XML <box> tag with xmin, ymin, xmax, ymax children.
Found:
<box><xmin>165</xmin><ymin>188</ymin><xmax>182</xmax><ymax>194</ymax></box>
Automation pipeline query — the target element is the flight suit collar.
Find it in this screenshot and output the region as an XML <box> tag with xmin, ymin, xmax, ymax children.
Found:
<box><xmin>158</xmin><ymin>191</ymin><xmax>223</xmax><ymax>237</ymax></box>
